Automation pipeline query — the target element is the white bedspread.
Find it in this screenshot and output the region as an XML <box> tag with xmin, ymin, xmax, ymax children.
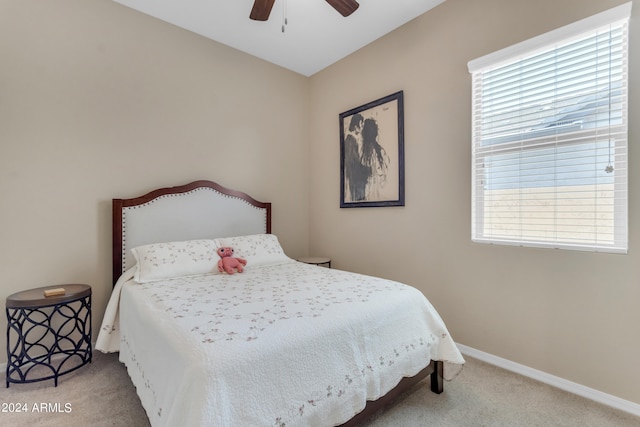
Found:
<box><xmin>97</xmin><ymin>262</ymin><xmax>464</xmax><ymax>427</ymax></box>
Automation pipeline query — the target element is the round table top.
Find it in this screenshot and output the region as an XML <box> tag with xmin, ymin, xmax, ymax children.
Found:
<box><xmin>6</xmin><ymin>284</ymin><xmax>91</xmax><ymax>308</ymax></box>
<box><xmin>298</xmin><ymin>257</ymin><xmax>331</xmax><ymax>265</ymax></box>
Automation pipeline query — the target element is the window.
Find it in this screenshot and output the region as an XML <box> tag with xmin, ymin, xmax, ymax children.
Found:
<box><xmin>468</xmin><ymin>3</ymin><xmax>631</xmax><ymax>253</ymax></box>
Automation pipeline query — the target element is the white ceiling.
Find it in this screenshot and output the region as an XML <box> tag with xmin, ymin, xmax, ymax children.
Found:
<box><xmin>112</xmin><ymin>0</ymin><xmax>445</xmax><ymax>76</ymax></box>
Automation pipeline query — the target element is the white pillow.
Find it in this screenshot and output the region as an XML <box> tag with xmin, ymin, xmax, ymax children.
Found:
<box><xmin>131</xmin><ymin>239</ymin><xmax>219</xmax><ymax>283</ymax></box>
<box><xmin>215</xmin><ymin>234</ymin><xmax>293</xmax><ymax>268</ymax></box>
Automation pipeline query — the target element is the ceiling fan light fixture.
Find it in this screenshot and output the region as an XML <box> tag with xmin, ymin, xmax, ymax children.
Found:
<box><xmin>326</xmin><ymin>0</ymin><xmax>360</xmax><ymax>17</ymax></box>
<box><xmin>250</xmin><ymin>0</ymin><xmax>359</xmax><ymax>22</ymax></box>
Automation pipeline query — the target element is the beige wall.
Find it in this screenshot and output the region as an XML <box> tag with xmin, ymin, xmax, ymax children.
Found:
<box><xmin>0</xmin><ymin>0</ymin><xmax>309</xmax><ymax>358</ymax></box>
<box><xmin>309</xmin><ymin>0</ymin><xmax>640</xmax><ymax>405</ymax></box>
<box><xmin>2</xmin><ymin>0</ymin><xmax>639</xmax><ymax>411</ymax></box>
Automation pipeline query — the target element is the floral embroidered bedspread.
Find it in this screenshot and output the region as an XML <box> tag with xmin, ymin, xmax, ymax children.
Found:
<box><xmin>98</xmin><ymin>262</ymin><xmax>464</xmax><ymax>427</ymax></box>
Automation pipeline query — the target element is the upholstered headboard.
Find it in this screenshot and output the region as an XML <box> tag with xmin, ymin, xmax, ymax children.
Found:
<box><xmin>112</xmin><ymin>180</ymin><xmax>271</xmax><ymax>285</ymax></box>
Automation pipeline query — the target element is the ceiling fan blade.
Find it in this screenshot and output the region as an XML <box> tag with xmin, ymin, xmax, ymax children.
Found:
<box><xmin>250</xmin><ymin>0</ymin><xmax>275</xmax><ymax>21</ymax></box>
<box><xmin>326</xmin><ymin>0</ymin><xmax>360</xmax><ymax>17</ymax></box>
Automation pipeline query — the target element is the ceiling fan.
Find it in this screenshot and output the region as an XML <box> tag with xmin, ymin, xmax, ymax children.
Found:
<box><xmin>250</xmin><ymin>0</ymin><xmax>360</xmax><ymax>21</ymax></box>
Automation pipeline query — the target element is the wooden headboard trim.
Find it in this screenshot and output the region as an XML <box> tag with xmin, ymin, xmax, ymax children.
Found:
<box><xmin>112</xmin><ymin>180</ymin><xmax>271</xmax><ymax>285</ymax></box>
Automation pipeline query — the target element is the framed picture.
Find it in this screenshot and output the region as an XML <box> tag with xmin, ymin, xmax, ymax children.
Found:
<box><xmin>339</xmin><ymin>91</ymin><xmax>404</xmax><ymax>208</ymax></box>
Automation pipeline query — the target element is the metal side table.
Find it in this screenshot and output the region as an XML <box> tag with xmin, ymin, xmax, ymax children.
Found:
<box><xmin>5</xmin><ymin>284</ymin><xmax>92</xmax><ymax>387</ymax></box>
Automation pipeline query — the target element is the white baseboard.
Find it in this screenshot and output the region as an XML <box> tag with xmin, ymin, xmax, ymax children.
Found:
<box><xmin>457</xmin><ymin>343</ymin><xmax>640</xmax><ymax>418</ymax></box>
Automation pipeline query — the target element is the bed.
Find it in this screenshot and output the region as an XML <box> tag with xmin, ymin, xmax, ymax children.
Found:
<box><xmin>96</xmin><ymin>180</ymin><xmax>464</xmax><ymax>427</ymax></box>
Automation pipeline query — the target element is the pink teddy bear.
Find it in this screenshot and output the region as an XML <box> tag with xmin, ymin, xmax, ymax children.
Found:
<box><xmin>217</xmin><ymin>247</ymin><xmax>247</xmax><ymax>274</ymax></box>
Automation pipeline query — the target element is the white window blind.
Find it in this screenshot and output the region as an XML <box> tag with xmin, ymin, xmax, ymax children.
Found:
<box><xmin>468</xmin><ymin>3</ymin><xmax>630</xmax><ymax>254</ymax></box>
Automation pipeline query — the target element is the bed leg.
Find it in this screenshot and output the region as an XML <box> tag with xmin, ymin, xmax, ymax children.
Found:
<box><xmin>430</xmin><ymin>360</ymin><xmax>444</xmax><ymax>394</ymax></box>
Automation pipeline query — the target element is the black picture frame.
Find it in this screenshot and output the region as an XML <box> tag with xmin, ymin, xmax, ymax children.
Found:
<box><xmin>339</xmin><ymin>91</ymin><xmax>404</xmax><ymax>208</ymax></box>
